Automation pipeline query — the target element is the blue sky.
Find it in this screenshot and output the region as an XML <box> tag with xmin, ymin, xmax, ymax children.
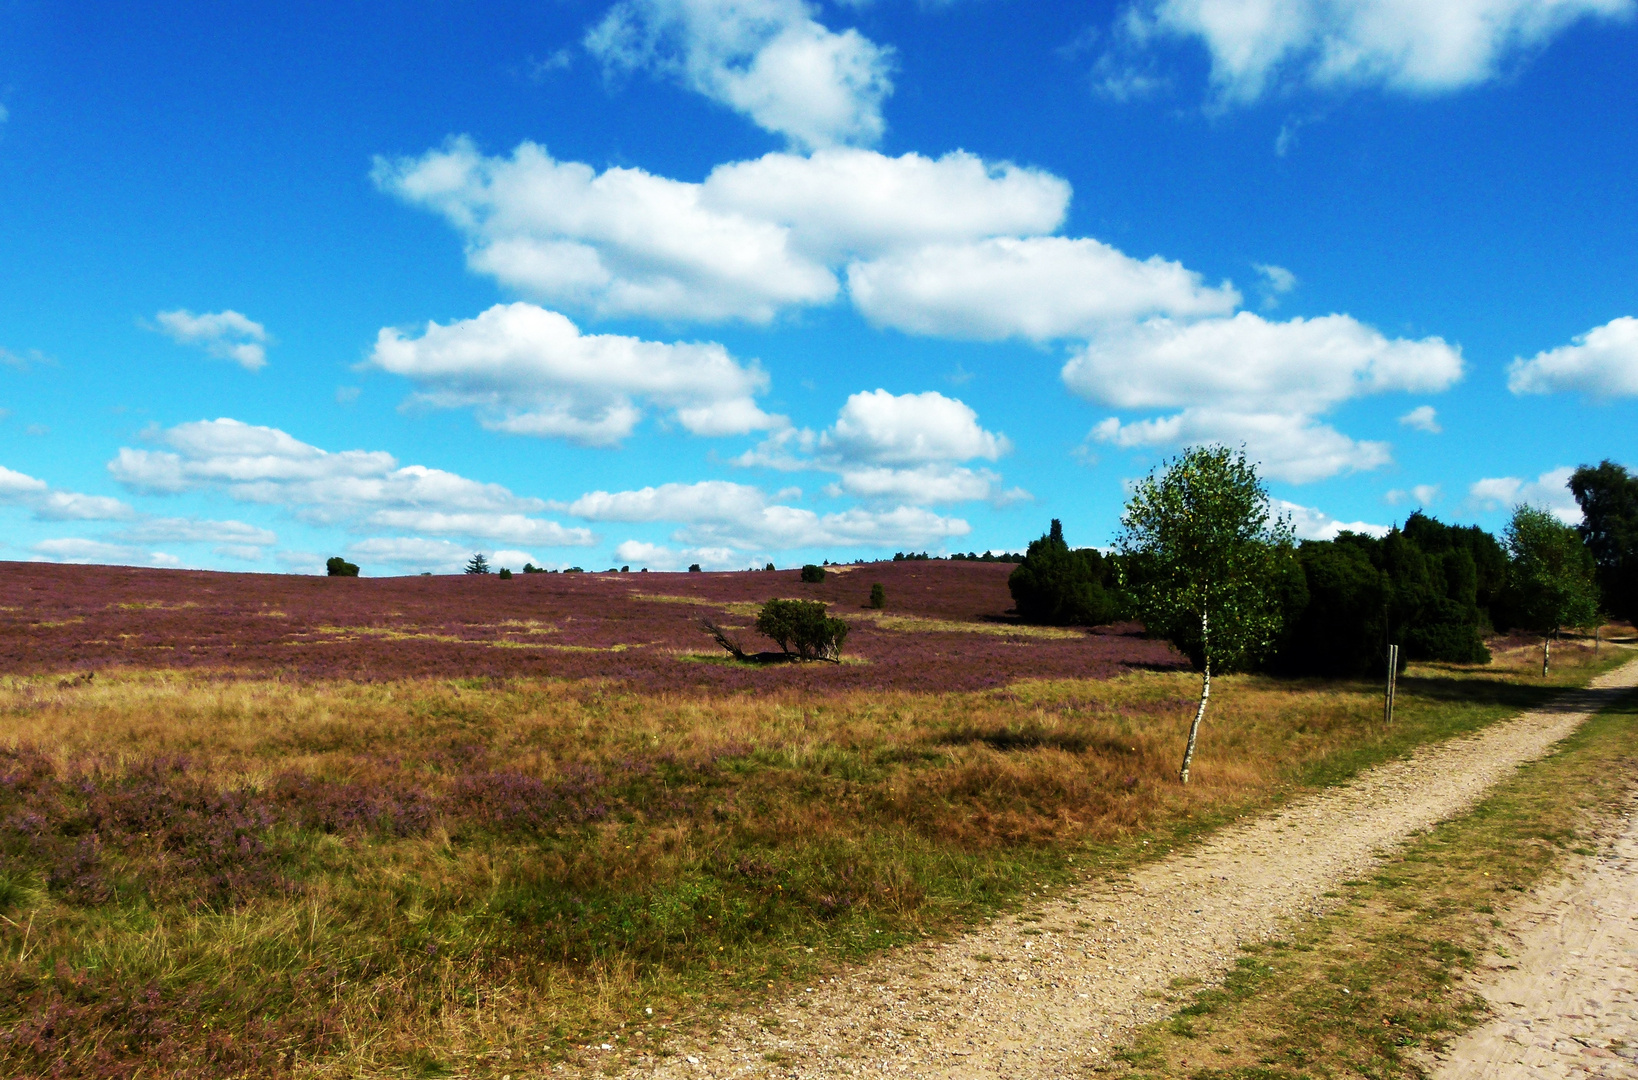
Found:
<box><xmin>1</xmin><ymin>0</ymin><xmax>1634</xmax><ymax>574</ymax></box>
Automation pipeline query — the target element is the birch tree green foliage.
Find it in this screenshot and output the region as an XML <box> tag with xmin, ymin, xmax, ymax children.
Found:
<box><xmin>1504</xmin><ymin>504</ymin><xmax>1600</xmax><ymax>675</ymax></box>
<box><xmin>1117</xmin><ymin>446</ymin><xmax>1295</xmax><ymax>784</ymax></box>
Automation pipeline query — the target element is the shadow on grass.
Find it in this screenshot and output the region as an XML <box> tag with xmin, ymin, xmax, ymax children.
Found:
<box><xmin>1394</xmin><ymin>672</ymin><xmax>1633</xmax><ymax>715</ymax></box>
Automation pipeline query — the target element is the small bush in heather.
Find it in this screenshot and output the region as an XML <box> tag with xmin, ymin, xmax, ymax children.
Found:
<box><xmin>325</xmin><ymin>556</ymin><xmax>359</xmax><ymax>577</ymax></box>
<box><xmin>498</xmin><ymin>567</ymin><xmax>513</xmax><ymax>580</ymax></box>
<box><xmin>870</xmin><ymin>583</ymin><xmax>885</xmax><ymax>609</ymax></box>
<box><xmin>755</xmin><ymin>598</ymin><xmax>848</xmax><ymax>662</ymax></box>
<box><xmin>801</xmin><ymin>564</ymin><xmax>826</xmax><ymax>583</ymax></box>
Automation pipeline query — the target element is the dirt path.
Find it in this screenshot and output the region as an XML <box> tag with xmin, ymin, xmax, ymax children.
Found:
<box><xmin>597</xmin><ymin>660</ymin><xmax>1638</xmax><ymax>1079</ymax></box>
<box><xmin>1432</xmin><ymin>790</ymin><xmax>1638</xmax><ymax>1080</ymax></box>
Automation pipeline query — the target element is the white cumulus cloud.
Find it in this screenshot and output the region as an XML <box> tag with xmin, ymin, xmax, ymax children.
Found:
<box><xmin>1398</xmin><ymin>404</ymin><xmax>1442</xmax><ymax>432</ymax></box>
<box><xmin>31</xmin><ymin>538</ymin><xmax>176</xmax><ymax>567</ymax></box>
<box><xmin>585</xmin><ymin>0</ymin><xmax>896</xmax><ymax>149</ymax></box>
<box><xmin>1507</xmin><ymin>315</ymin><xmax>1638</xmax><ymax>398</ymax></box>
<box><xmin>612</xmin><ymin>539</ymin><xmax>743</xmax><ymax>570</ymax></box>
<box><xmin>1069</xmin><ymin>311</ymin><xmax>1463</xmax><ymax>483</ymax></box>
<box><xmin>1386</xmin><ymin>484</ymin><xmax>1442</xmax><ymax>506</ymax></box>
<box><xmin>848</xmin><ymin>236</ymin><xmax>1239</xmax><ymax>340</ymax></box>
<box><xmin>564</xmin><ymin>474</ymin><xmax>971</xmax><ymax>557</ymax></box>
<box><xmin>567</xmin><ymin>480</ymin><xmax>775</xmax><ymax>523</ymax></box>
<box><xmin>1120</xmin><ymin>0</ymin><xmax>1633</xmax><ymax>105</ymax></box>
<box><xmin>117</xmin><ymin>518</ymin><xmax>275</xmax><ymax>545</ymax></box>
<box><xmin>1276</xmin><ymin>499</ymin><xmax>1391</xmax><ymax>540</ymax></box>
<box><xmin>153</xmin><ymin>309</ymin><xmax>270</xmax><ymax>371</ymax></box>
<box><xmin>1093</xmin><ymin>409</ymin><xmax>1392</xmax><ymax>484</ymax></box>
<box><xmin>736</xmin><ymin>389</ymin><xmax>1020</xmax><ymax>505</ymax></box>
<box><xmin>0</xmin><ymin>464</ymin><xmax>134</xmax><ymax>521</ymax></box>
<box><xmin>346</xmin><ymin>536</ymin><xmax>476</xmax><ymax>574</ymax></box>
<box><xmin>107</xmin><ymin>418</ymin><xmax>593</xmax><ymax>547</ymax></box>
<box><xmin>821</xmin><ymin>389</ymin><xmax>1010</xmax><ymax>465</ymax></box>
<box><xmin>823</xmin><ymin>464</ymin><xmax>1005</xmax><ymax>505</ymax></box>
<box><xmin>1253</xmin><ymin>262</ymin><xmax>1297</xmax><ymax>308</ymax></box>
<box><xmin>373</xmin><ymin>139</ymin><xmax>1073</xmax><ymax>325</ymax></box>
<box><xmin>678</xmin><ymin>503</ymin><xmax>970</xmax><ymax>552</ymax></box>
<box><xmin>1468</xmin><ymin>466</ymin><xmax>1581</xmax><ymax>523</ymax></box>
<box><xmin>369</xmin><ymin>302</ymin><xmax>780</xmax><ymax>446</ymax></box>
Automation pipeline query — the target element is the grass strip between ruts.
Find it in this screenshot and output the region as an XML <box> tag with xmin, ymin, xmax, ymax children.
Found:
<box><xmin>1106</xmin><ymin>676</ymin><xmax>1638</xmax><ymax>1080</ymax></box>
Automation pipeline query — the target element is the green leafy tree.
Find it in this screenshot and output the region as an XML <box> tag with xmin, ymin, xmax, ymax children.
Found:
<box><xmin>800</xmin><ymin>564</ymin><xmax>827</xmax><ymax>583</ymax></box>
<box><xmin>1504</xmin><ymin>504</ymin><xmax>1600</xmax><ymax>675</ymax></box>
<box><xmin>1007</xmin><ymin>519</ymin><xmax>1115</xmax><ymax>626</ymax></box>
<box><xmin>498</xmin><ymin>567</ymin><xmax>512</xmax><ymax>580</ymax></box>
<box><xmin>1569</xmin><ymin>460</ymin><xmax>1638</xmax><ymax>623</ymax></box>
<box><xmin>464</xmin><ymin>553</ymin><xmax>490</xmax><ymax>575</ymax></box>
<box><xmin>1117</xmin><ymin>446</ymin><xmax>1295</xmax><ymax>784</ymax></box>
<box><xmin>755</xmin><ymin>599</ymin><xmax>849</xmax><ymax>662</ymax></box>
<box><xmin>325</xmin><ymin>556</ymin><xmax>359</xmax><ymax>577</ymax></box>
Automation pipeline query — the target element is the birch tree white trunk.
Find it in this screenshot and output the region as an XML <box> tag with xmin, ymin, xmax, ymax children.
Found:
<box><xmin>1542</xmin><ymin>635</ymin><xmax>1551</xmax><ymax>677</ymax></box>
<box><xmin>1180</xmin><ymin>607</ymin><xmax>1209</xmax><ymax>785</ymax></box>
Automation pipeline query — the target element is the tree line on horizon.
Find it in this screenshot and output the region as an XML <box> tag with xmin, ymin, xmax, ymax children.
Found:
<box><xmin>1006</xmin><ymin>456</ymin><xmax>1635</xmax><ymax>681</ymax></box>
<box><xmin>1008</xmin><ymin>447</ymin><xmax>1629</xmax><ymax>783</ymax></box>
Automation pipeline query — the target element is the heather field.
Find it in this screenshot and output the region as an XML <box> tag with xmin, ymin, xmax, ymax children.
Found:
<box><xmin>0</xmin><ymin>560</ymin><xmax>1178</xmax><ymax>691</ymax></box>
<box><xmin>0</xmin><ymin>561</ymin><xmax>1628</xmax><ymax>1078</ymax></box>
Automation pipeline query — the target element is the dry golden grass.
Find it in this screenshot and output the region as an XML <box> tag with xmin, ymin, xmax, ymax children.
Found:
<box><xmin>0</xmin><ymin>639</ymin><xmax>1623</xmax><ymax>1078</ymax></box>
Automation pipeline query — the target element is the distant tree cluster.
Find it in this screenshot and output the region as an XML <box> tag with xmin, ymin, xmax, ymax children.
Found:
<box><xmin>1266</xmin><ymin>512</ymin><xmax>1504</xmax><ymax>677</ymax></box>
<box><xmin>325</xmin><ymin>557</ymin><xmax>359</xmax><ymax>578</ymax></box>
<box><xmin>1571</xmin><ymin>460</ymin><xmax>1638</xmax><ymax>624</ymax></box>
<box><xmin>950</xmin><ymin>550</ymin><xmax>1025</xmax><ymax>563</ymax></box>
<box><xmin>893</xmin><ymin>550</ymin><xmax>1024</xmax><ymax>563</ymax></box>
<box><xmin>1006</xmin><ymin>520</ymin><xmax>1116</xmax><ymax>627</ymax></box>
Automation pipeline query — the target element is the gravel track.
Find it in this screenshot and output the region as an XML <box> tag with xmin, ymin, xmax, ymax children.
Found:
<box><xmin>593</xmin><ymin>659</ymin><xmax>1638</xmax><ymax>1079</ymax></box>
<box><xmin>1433</xmin><ymin>789</ymin><xmax>1638</xmax><ymax>1079</ymax></box>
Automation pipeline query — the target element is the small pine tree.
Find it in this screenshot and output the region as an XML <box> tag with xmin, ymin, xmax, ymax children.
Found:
<box><xmin>465</xmin><ymin>553</ymin><xmax>491</xmax><ymax>575</ymax></box>
<box><xmin>869</xmin><ymin>583</ymin><xmax>885</xmax><ymax>609</ymax></box>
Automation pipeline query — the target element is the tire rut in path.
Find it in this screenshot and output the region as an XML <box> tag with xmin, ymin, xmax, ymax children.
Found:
<box><xmin>603</xmin><ymin>660</ymin><xmax>1638</xmax><ymax>1079</ymax></box>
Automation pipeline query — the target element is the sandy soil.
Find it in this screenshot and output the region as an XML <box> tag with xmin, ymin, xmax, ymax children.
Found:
<box><xmin>572</xmin><ymin>659</ymin><xmax>1638</xmax><ymax>1078</ymax></box>
<box><xmin>1432</xmin><ymin>792</ymin><xmax>1638</xmax><ymax>1080</ymax></box>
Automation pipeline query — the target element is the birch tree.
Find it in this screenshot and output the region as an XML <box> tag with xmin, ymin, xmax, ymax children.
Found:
<box><xmin>1117</xmin><ymin>446</ymin><xmax>1294</xmax><ymax>784</ymax></box>
<box><xmin>1504</xmin><ymin>504</ymin><xmax>1600</xmax><ymax>675</ymax></box>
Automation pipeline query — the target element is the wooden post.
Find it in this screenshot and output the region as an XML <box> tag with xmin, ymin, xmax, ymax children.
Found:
<box><xmin>1384</xmin><ymin>643</ymin><xmax>1399</xmax><ymax>724</ymax></box>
